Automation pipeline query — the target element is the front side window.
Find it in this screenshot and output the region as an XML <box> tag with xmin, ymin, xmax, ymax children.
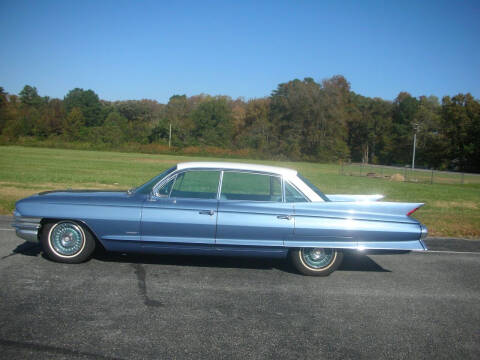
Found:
<box><xmin>156</xmin><ymin>176</ymin><xmax>176</xmax><ymax>197</ymax></box>
<box><xmin>136</xmin><ymin>166</ymin><xmax>176</xmax><ymax>194</ymax></box>
<box><xmin>170</xmin><ymin>170</ymin><xmax>220</xmax><ymax>199</ymax></box>
<box><xmin>221</xmin><ymin>172</ymin><xmax>282</xmax><ymax>202</ymax></box>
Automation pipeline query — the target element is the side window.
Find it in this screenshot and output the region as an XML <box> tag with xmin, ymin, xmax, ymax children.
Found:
<box><xmin>285</xmin><ymin>182</ymin><xmax>308</xmax><ymax>203</ymax></box>
<box><xmin>156</xmin><ymin>176</ymin><xmax>176</xmax><ymax>197</ymax></box>
<box><xmin>170</xmin><ymin>171</ymin><xmax>220</xmax><ymax>199</ymax></box>
<box><xmin>221</xmin><ymin>172</ymin><xmax>282</xmax><ymax>202</ymax></box>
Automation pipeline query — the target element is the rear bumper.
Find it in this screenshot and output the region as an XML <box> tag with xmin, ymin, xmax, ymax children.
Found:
<box><xmin>419</xmin><ymin>224</ymin><xmax>428</xmax><ymax>250</ymax></box>
<box><xmin>11</xmin><ymin>214</ymin><xmax>41</xmax><ymax>243</ymax></box>
<box><xmin>420</xmin><ymin>224</ymin><xmax>428</xmax><ymax>240</ymax></box>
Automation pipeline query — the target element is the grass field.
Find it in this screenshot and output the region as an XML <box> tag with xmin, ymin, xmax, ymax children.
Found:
<box><xmin>1</xmin><ymin>145</ymin><xmax>479</xmax><ymax>238</ymax></box>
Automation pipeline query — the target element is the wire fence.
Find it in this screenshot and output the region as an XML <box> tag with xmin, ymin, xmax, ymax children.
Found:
<box><xmin>340</xmin><ymin>163</ymin><xmax>480</xmax><ymax>185</ymax></box>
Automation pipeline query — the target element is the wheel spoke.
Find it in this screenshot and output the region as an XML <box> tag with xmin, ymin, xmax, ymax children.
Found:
<box><xmin>301</xmin><ymin>248</ymin><xmax>334</xmax><ymax>269</ymax></box>
<box><xmin>49</xmin><ymin>222</ymin><xmax>84</xmax><ymax>257</ymax></box>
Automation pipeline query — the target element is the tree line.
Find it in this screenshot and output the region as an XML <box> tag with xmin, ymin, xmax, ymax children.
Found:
<box><xmin>1</xmin><ymin>75</ymin><xmax>479</xmax><ymax>172</ymax></box>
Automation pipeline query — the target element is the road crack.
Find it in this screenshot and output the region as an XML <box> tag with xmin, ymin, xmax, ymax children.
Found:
<box><xmin>131</xmin><ymin>263</ymin><xmax>163</xmax><ymax>307</ymax></box>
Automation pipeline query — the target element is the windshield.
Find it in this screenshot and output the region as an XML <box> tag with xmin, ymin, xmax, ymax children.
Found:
<box><xmin>297</xmin><ymin>174</ymin><xmax>330</xmax><ymax>201</ymax></box>
<box><xmin>133</xmin><ymin>166</ymin><xmax>177</xmax><ymax>194</ymax></box>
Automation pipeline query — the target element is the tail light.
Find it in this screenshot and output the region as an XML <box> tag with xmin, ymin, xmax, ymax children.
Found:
<box><xmin>407</xmin><ymin>207</ymin><xmax>419</xmax><ymax>216</ymax></box>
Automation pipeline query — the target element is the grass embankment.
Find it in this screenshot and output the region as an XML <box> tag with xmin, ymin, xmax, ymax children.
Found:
<box><xmin>1</xmin><ymin>145</ymin><xmax>479</xmax><ymax>238</ymax></box>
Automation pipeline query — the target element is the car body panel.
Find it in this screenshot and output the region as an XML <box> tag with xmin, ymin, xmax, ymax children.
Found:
<box><xmin>216</xmin><ymin>201</ymin><xmax>294</xmax><ymax>247</ymax></box>
<box><xmin>141</xmin><ymin>197</ymin><xmax>218</xmax><ymax>245</ymax></box>
<box><xmin>14</xmin><ymin>191</ymin><xmax>144</xmax><ymax>249</ymax></box>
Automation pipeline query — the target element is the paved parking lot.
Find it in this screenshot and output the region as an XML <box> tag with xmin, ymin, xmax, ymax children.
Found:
<box><xmin>1</xmin><ymin>217</ymin><xmax>479</xmax><ymax>359</ymax></box>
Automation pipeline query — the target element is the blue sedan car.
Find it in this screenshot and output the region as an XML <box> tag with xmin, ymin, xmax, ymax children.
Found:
<box><xmin>12</xmin><ymin>162</ymin><xmax>428</xmax><ymax>276</ymax></box>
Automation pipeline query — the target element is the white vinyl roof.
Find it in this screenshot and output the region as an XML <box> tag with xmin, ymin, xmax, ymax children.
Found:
<box><xmin>176</xmin><ymin>162</ymin><xmax>298</xmax><ymax>176</ymax></box>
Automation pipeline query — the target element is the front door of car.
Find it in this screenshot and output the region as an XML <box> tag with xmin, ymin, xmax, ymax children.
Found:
<box><xmin>216</xmin><ymin>171</ymin><xmax>294</xmax><ymax>247</ymax></box>
<box><xmin>141</xmin><ymin>170</ymin><xmax>220</xmax><ymax>245</ymax></box>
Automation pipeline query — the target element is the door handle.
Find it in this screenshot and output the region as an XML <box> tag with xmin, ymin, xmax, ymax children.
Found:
<box><xmin>277</xmin><ymin>215</ymin><xmax>292</xmax><ymax>220</ymax></box>
<box><xmin>199</xmin><ymin>210</ymin><xmax>215</xmax><ymax>216</ymax></box>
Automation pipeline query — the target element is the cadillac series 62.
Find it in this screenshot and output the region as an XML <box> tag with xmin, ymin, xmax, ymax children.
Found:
<box><xmin>12</xmin><ymin>162</ymin><xmax>428</xmax><ymax>276</ymax></box>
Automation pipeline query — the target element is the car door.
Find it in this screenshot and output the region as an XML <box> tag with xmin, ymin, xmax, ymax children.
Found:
<box><xmin>141</xmin><ymin>170</ymin><xmax>220</xmax><ymax>246</ymax></box>
<box><xmin>216</xmin><ymin>171</ymin><xmax>294</xmax><ymax>247</ymax></box>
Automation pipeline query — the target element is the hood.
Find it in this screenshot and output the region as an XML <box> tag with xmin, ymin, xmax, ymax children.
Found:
<box><xmin>16</xmin><ymin>189</ymin><xmax>136</xmax><ymax>208</ymax></box>
<box><xmin>38</xmin><ymin>189</ymin><xmax>127</xmax><ymax>197</ymax></box>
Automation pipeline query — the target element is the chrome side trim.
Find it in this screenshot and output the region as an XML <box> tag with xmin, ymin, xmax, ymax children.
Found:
<box><xmin>419</xmin><ymin>239</ymin><xmax>428</xmax><ymax>251</ymax></box>
<box><xmin>284</xmin><ymin>239</ymin><xmax>427</xmax><ymax>251</ymax></box>
<box><xmin>12</xmin><ymin>215</ymin><xmax>42</xmax><ymax>243</ymax></box>
<box><xmin>356</xmin><ymin>240</ymin><xmax>426</xmax><ymax>251</ymax></box>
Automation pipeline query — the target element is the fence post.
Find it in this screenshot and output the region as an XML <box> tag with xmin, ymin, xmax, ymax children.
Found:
<box><xmin>431</xmin><ymin>169</ymin><xmax>434</xmax><ymax>185</ymax></box>
<box><xmin>360</xmin><ymin>164</ymin><xmax>362</xmax><ymax>177</ymax></box>
<box><xmin>404</xmin><ymin>166</ymin><xmax>407</xmax><ymax>182</ymax></box>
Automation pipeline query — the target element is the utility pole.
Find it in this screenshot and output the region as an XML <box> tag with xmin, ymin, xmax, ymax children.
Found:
<box><xmin>412</xmin><ymin>123</ymin><xmax>418</xmax><ymax>169</ymax></box>
<box><xmin>168</xmin><ymin>123</ymin><xmax>172</xmax><ymax>148</ymax></box>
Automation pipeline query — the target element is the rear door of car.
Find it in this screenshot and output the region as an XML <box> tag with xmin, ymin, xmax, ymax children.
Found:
<box><xmin>141</xmin><ymin>170</ymin><xmax>220</xmax><ymax>245</ymax></box>
<box><xmin>215</xmin><ymin>171</ymin><xmax>294</xmax><ymax>247</ymax></box>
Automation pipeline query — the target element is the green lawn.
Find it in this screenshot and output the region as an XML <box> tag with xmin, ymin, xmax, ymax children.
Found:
<box><xmin>1</xmin><ymin>145</ymin><xmax>479</xmax><ymax>238</ymax></box>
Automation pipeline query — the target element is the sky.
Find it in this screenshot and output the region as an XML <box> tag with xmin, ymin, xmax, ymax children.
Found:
<box><xmin>0</xmin><ymin>0</ymin><xmax>479</xmax><ymax>103</ymax></box>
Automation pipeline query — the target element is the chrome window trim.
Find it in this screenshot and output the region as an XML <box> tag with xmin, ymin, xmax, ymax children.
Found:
<box><xmin>284</xmin><ymin>180</ymin><xmax>310</xmax><ymax>203</ymax></box>
<box><xmin>218</xmin><ymin>170</ymin><xmax>284</xmax><ymax>203</ymax></box>
<box><xmin>285</xmin><ymin>174</ymin><xmax>324</xmax><ymax>202</ymax></box>
<box><xmin>152</xmin><ymin>168</ymin><xmax>222</xmax><ymax>199</ymax></box>
<box><xmin>151</xmin><ymin>166</ymin><xmax>322</xmax><ymax>203</ymax></box>
<box><xmin>280</xmin><ymin>176</ymin><xmax>285</xmax><ymax>203</ymax></box>
<box><xmin>216</xmin><ymin>171</ymin><xmax>224</xmax><ymax>200</ymax></box>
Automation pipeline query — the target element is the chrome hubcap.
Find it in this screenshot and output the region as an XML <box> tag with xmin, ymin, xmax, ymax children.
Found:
<box><xmin>301</xmin><ymin>248</ymin><xmax>335</xmax><ymax>269</ymax></box>
<box><xmin>50</xmin><ymin>222</ymin><xmax>84</xmax><ymax>257</ymax></box>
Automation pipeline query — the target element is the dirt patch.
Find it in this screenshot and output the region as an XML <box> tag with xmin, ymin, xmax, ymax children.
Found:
<box><xmin>433</xmin><ymin>201</ymin><xmax>478</xmax><ymax>210</ymax></box>
<box><xmin>0</xmin><ymin>187</ymin><xmax>39</xmax><ymax>200</ymax></box>
<box><xmin>390</xmin><ymin>173</ymin><xmax>405</xmax><ymax>182</ymax></box>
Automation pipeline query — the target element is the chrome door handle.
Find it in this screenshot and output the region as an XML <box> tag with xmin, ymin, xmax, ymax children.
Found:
<box><xmin>277</xmin><ymin>215</ymin><xmax>292</xmax><ymax>220</ymax></box>
<box><xmin>199</xmin><ymin>210</ymin><xmax>215</xmax><ymax>216</ymax></box>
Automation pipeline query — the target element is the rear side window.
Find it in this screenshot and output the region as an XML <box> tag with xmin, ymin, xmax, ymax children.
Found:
<box><xmin>221</xmin><ymin>172</ymin><xmax>282</xmax><ymax>202</ymax></box>
<box><xmin>285</xmin><ymin>182</ymin><xmax>308</xmax><ymax>203</ymax></box>
<box><xmin>170</xmin><ymin>171</ymin><xmax>220</xmax><ymax>199</ymax></box>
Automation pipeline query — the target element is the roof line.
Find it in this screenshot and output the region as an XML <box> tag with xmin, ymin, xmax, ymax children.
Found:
<box><xmin>176</xmin><ymin>161</ymin><xmax>297</xmax><ymax>176</ymax></box>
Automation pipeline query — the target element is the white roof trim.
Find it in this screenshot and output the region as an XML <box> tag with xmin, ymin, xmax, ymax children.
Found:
<box><xmin>177</xmin><ymin>162</ymin><xmax>297</xmax><ymax>176</ymax></box>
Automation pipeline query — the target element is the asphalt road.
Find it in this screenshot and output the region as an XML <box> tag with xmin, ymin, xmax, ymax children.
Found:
<box><xmin>0</xmin><ymin>217</ymin><xmax>479</xmax><ymax>359</ymax></box>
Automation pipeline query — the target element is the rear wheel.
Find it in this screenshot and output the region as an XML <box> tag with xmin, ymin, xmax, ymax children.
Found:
<box><xmin>41</xmin><ymin>220</ymin><xmax>95</xmax><ymax>263</ymax></box>
<box><xmin>289</xmin><ymin>248</ymin><xmax>343</xmax><ymax>276</ymax></box>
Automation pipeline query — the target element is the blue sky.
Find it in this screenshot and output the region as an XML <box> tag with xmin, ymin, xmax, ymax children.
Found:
<box><xmin>0</xmin><ymin>0</ymin><xmax>479</xmax><ymax>103</ymax></box>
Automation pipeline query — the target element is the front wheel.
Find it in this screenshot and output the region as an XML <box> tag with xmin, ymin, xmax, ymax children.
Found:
<box><xmin>41</xmin><ymin>220</ymin><xmax>96</xmax><ymax>263</ymax></box>
<box><xmin>289</xmin><ymin>248</ymin><xmax>343</xmax><ymax>276</ymax></box>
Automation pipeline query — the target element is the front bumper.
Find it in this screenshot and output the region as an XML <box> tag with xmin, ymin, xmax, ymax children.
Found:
<box><xmin>12</xmin><ymin>214</ymin><xmax>42</xmax><ymax>243</ymax></box>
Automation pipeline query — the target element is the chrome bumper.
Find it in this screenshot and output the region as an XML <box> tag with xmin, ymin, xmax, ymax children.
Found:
<box><xmin>12</xmin><ymin>215</ymin><xmax>42</xmax><ymax>243</ymax></box>
<box><xmin>419</xmin><ymin>224</ymin><xmax>428</xmax><ymax>250</ymax></box>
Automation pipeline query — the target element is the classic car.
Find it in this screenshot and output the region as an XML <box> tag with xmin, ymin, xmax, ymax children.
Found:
<box><xmin>12</xmin><ymin>162</ymin><xmax>428</xmax><ymax>276</ymax></box>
